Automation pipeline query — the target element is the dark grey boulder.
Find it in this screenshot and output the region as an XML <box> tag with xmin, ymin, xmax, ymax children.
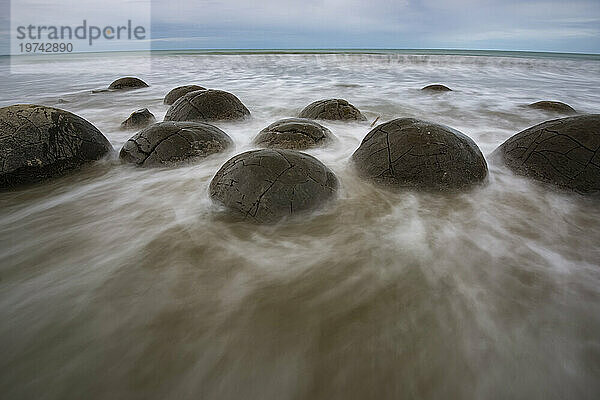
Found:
<box><xmin>298</xmin><ymin>99</ymin><xmax>366</xmax><ymax>121</ymax></box>
<box><xmin>0</xmin><ymin>104</ymin><xmax>113</xmax><ymax>188</ymax></box>
<box><xmin>120</xmin><ymin>121</ymin><xmax>233</xmax><ymax>167</ymax></box>
<box><xmin>491</xmin><ymin>114</ymin><xmax>600</xmax><ymax>193</ymax></box>
<box><xmin>210</xmin><ymin>149</ymin><xmax>339</xmax><ymax>223</ymax></box>
<box><xmin>164</xmin><ymin>89</ymin><xmax>250</xmax><ymax>122</ymax></box>
<box><xmin>164</xmin><ymin>85</ymin><xmax>206</xmax><ymax>105</ymax></box>
<box><xmin>253</xmin><ymin>118</ymin><xmax>335</xmax><ymax>150</ymax></box>
<box><xmin>108</xmin><ymin>77</ymin><xmax>149</xmax><ymax>90</ymax></box>
<box><xmin>351</xmin><ymin>118</ymin><xmax>488</xmax><ymax>190</ymax></box>
<box><xmin>120</xmin><ymin>108</ymin><xmax>156</xmax><ymax>130</ymax></box>
<box><xmin>527</xmin><ymin>101</ymin><xmax>576</xmax><ymax>114</ymax></box>
<box><xmin>421</xmin><ymin>84</ymin><xmax>452</xmax><ymax>92</ymax></box>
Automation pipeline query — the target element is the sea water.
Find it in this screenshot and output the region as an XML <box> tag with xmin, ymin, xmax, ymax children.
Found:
<box><xmin>1</xmin><ymin>50</ymin><xmax>600</xmax><ymax>399</ymax></box>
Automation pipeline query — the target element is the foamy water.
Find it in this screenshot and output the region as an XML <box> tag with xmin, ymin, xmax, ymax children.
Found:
<box><xmin>1</xmin><ymin>51</ymin><xmax>600</xmax><ymax>399</ymax></box>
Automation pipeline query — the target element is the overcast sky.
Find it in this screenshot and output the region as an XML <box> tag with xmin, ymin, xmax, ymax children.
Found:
<box><xmin>1</xmin><ymin>0</ymin><xmax>600</xmax><ymax>53</ymax></box>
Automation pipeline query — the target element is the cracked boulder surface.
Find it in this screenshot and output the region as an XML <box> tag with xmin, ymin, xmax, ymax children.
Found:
<box><xmin>253</xmin><ymin>118</ymin><xmax>336</xmax><ymax>150</ymax></box>
<box><xmin>120</xmin><ymin>108</ymin><xmax>156</xmax><ymax>130</ymax></box>
<box><xmin>0</xmin><ymin>104</ymin><xmax>113</xmax><ymax>188</ymax></box>
<box><xmin>491</xmin><ymin>114</ymin><xmax>600</xmax><ymax>193</ymax></box>
<box><xmin>120</xmin><ymin>121</ymin><xmax>233</xmax><ymax>167</ymax></box>
<box><xmin>421</xmin><ymin>84</ymin><xmax>452</xmax><ymax>92</ymax></box>
<box><xmin>351</xmin><ymin>118</ymin><xmax>488</xmax><ymax>190</ymax></box>
<box><xmin>298</xmin><ymin>99</ymin><xmax>366</xmax><ymax>121</ymax></box>
<box><xmin>209</xmin><ymin>149</ymin><xmax>339</xmax><ymax>223</ymax></box>
<box><xmin>164</xmin><ymin>85</ymin><xmax>206</xmax><ymax>105</ymax></box>
<box><xmin>527</xmin><ymin>101</ymin><xmax>576</xmax><ymax>114</ymax></box>
<box><xmin>164</xmin><ymin>89</ymin><xmax>250</xmax><ymax>122</ymax></box>
<box><xmin>108</xmin><ymin>77</ymin><xmax>149</xmax><ymax>90</ymax></box>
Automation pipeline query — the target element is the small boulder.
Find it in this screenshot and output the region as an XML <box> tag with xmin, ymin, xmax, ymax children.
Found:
<box><xmin>164</xmin><ymin>85</ymin><xmax>206</xmax><ymax>105</ymax></box>
<box><xmin>527</xmin><ymin>101</ymin><xmax>576</xmax><ymax>114</ymax></box>
<box><xmin>210</xmin><ymin>149</ymin><xmax>339</xmax><ymax>222</ymax></box>
<box><xmin>0</xmin><ymin>104</ymin><xmax>113</xmax><ymax>188</ymax></box>
<box><xmin>421</xmin><ymin>84</ymin><xmax>452</xmax><ymax>92</ymax></box>
<box><xmin>120</xmin><ymin>108</ymin><xmax>156</xmax><ymax>130</ymax></box>
<box><xmin>298</xmin><ymin>99</ymin><xmax>366</xmax><ymax>121</ymax></box>
<box><xmin>164</xmin><ymin>89</ymin><xmax>250</xmax><ymax>122</ymax></box>
<box><xmin>351</xmin><ymin>118</ymin><xmax>488</xmax><ymax>190</ymax></box>
<box><xmin>120</xmin><ymin>121</ymin><xmax>233</xmax><ymax>167</ymax></box>
<box><xmin>491</xmin><ymin>114</ymin><xmax>600</xmax><ymax>193</ymax></box>
<box><xmin>253</xmin><ymin>118</ymin><xmax>335</xmax><ymax>150</ymax></box>
<box><xmin>108</xmin><ymin>77</ymin><xmax>149</xmax><ymax>90</ymax></box>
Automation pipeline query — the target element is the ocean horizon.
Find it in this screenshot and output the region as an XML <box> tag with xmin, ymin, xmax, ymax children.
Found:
<box><xmin>4</xmin><ymin>47</ymin><xmax>600</xmax><ymax>59</ymax></box>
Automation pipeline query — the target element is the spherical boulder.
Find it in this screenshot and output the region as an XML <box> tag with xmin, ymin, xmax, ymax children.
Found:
<box><xmin>421</xmin><ymin>84</ymin><xmax>452</xmax><ymax>92</ymax></box>
<box><xmin>351</xmin><ymin>118</ymin><xmax>488</xmax><ymax>190</ymax></box>
<box><xmin>210</xmin><ymin>149</ymin><xmax>339</xmax><ymax>222</ymax></box>
<box><xmin>108</xmin><ymin>77</ymin><xmax>149</xmax><ymax>90</ymax></box>
<box><xmin>120</xmin><ymin>121</ymin><xmax>233</xmax><ymax>167</ymax></box>
<box><xmin>164</xmin><ymin>85</ymin><xmax>206</xmax><ymax>105</ymax></box>
<box><xmin>491</xmin><ymin>114</ymin><xmax>600</xmax><ymax>193</ymax></box>
<box><xmin>298</xmin><ymin>99</ymin><xmax>366</xmax><ymax>121</ymax></box>
<box><xmin>0</xmin><ymin>104</ymin><xmax>113</xmax><ymax>188</ymax></box>
<box><xmin>253</xmin><ymin>118</ymin><xmax>335</xmax><ymax>150</ymax></box>
<box><xmin>120</xmin><ymin>108</ymin><xmax>156</xmax><ymax>130</ymax></box>
<box><xmin>527</xmin><ymin>101</ymin><xmax>576</xmax><ymax>114</ymax></box>
<box><xmin>164</xmin><ymin>89</ymin><xmax>250</xmax><ymax>122</ymax></box>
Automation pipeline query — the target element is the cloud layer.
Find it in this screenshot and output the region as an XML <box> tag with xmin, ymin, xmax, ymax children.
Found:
<box><xmin>1</xmin><ymin>0</ymin><xmax>599</xmax><ymax>53</ymax></box>
<box><xmin>150</xmin><ymin>0</ymin><xmax>600</xmax><ymax>52</ymax></box>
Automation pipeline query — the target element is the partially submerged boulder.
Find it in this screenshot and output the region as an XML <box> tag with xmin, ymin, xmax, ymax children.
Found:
<box><xmin>298</xmin><ymin>99</ymin><xmax>366</xmax><ymax>121</ymax></box>
<box><xmin>492</xmin><ymin>114</ymin><xmax>600</xmax><ymax>193</ymax></box>
<box><xmin>253</xmin><ymin>118</ymin><xmax>335</xmax><ymax>150</ymax></box>
<box><xmin>120</xmin><ymin>108</ymin><xmax>156</xmax><ymax>130</ymax></box>
<box><xmin>164</xmin><ymin>85</ymin><xmax>206</xmax><ymax>105</ymax></box>
<box><xmin>164</xmin><ymin>89</ymin><xmax>250</xmax><ymax>122</ymax></box>
<box><xmin>527</xmin><ymin>101</ymin><xmax>576</xmax><ymax>114</ymax></box>
<box><xmin>421</xmin><ymin>84</ymin><xmax>452</xmax><ymax>92</ymax></box>
<box><xmin>108</xmin><ymin>77</ymin><xmax>149</xmax><ymax>90</ymax></box>
<box><xmin>0</xmin><ymin>104</ymin><xmax>113</xmax><ymax>188</ymax></box>
<box><xmin>120</xmin><ymin>121</ymin><xmax>233</xmax><ymax>167</ymax></box>
<box><xmin>351</xmin><ymin>118</ymin><xmax>488</xmax><ymax>190</ymax></box>
<box><xmin>210</xmin><ymin>149</ymin><xmax>339</xmax><ymax>222</ymax></box>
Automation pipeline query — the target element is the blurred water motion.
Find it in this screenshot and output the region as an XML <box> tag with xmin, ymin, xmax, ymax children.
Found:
<box><xmin>1</xmin><ymin>51</ymin><xmax>600</xmax><ymax>399</ymax></box>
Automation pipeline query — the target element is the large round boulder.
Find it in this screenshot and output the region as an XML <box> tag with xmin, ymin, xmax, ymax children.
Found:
<box><xmin>351</xmin><ymin>118</ymin><xmax>488</xmax><ymax>190</ymax></box>
<box><xmin>120</xmin><ymin>108</ymin><xmax>156</xmax><ymax>130</ymax></box>
<box><xmin>120</xmin><ymin>121</ymin><xmax>233</xmax><ymax>167</ymax></box>
<box><xmin>210</xmin><ymin>149</ymin><xmax>339</xmax><ymax>222</ymax></box>
<box><xmin>527</xmin><ymin>101</ymin><xmax>576</xmax><ymax>114</ymax></box>
<box><xmin>492</xmin><ymin>114</ymin><xmax>600</xmax><ymax>193</ymax></box>
<box><xmin>421</xmin><ymin>84</ymin><xmax>452</xmax><ymax>92</ymax></box>
<box><xmin>0</xmin><ymin>104</ymin><xmax>113</xmax><ymax>188</ymax></box>
<box><xmin>298</xmin><ymin>99</ymin><xmax>366</xmax><ymax>121</ymax></box>
<box><xmin>108</xmin><ymin>77</ymin><xmax>148</xmax><ymax>90</ymax></box>
<box><xmin>164</xmin><ymin>85</ymin><xmax>206</xmax><ymax>105</ymax></box>
<box><xmin>253</xmin><ymin>118</ymin><xmax>335</xmax><ymax>150</ymax></box>
<box><xmin>164</xmin><ymin>89</ymin><xmax>250</xmax><ymax>122</ymax></box>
